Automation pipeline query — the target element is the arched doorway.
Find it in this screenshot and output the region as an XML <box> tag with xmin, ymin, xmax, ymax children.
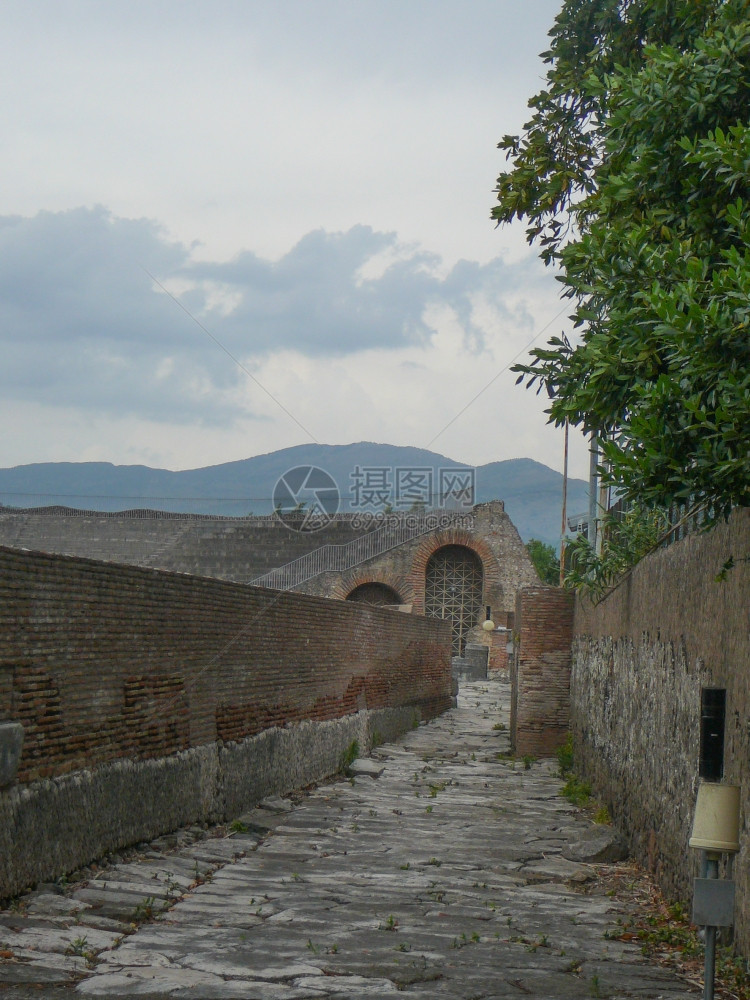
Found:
<box><xmin>346</xmin><ymin>583</ymin><xmax>403</xmax><ymax>606</ymax></box>
<box><xmin>425</xmin><ymin>545</ymin><xmax>483</xmax><ymax>656</ymax></box>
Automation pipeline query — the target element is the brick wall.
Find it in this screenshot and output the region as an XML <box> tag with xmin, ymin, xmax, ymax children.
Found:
<box><xmin>0</xmin><ymin>503</ymin><xmax>540</xmax><ymax>660</ymax></box>
<box><xmin>0</xmin><ymin>545</ymin><xmax>452</xmax><ymax>894</ymax></box>
<box><xmin>487</xmin><ymin>611</ymin><xmax>514</xmax><ymax>675</ymax></box>
<box><xmin>571</xmin><ymin>508</ymin><xmax>750</xmax><ymax>953</ymax></box>
<box><xmin>511</xmin><ymin>586</ymin><xmax>574</xmax><ymax>756</ymax></box>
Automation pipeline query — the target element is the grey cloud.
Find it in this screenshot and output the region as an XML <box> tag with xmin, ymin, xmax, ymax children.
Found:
<box><xmin>191</xmin><ymin>227</ymin><xmax>444</xmax><ymax>356</ymax></box>
<box><xmin>0</xmin><ymin>207</ymin><xmax>548</xmax><ymax>426</ymax></box>
<box><xmin>0</xmin><ymin>208</ymin><xmax>242</xmax><ymax>425</ymax></box>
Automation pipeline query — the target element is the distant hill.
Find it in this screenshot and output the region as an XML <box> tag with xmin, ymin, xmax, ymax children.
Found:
<box><xmin>0</xmin><ymin>442</ymin><xmax>587</xmax><ymax>549</ymax></box>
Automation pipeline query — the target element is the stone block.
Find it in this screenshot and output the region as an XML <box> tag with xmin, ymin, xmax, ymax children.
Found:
<box><xmin>0</xmin><ymin>722</ymin><xmax>23</xmax><ymax>787</ymax></box>
<box><xmin>562</xmin><ymin>826</ymin><xmax>629</xmax><ymax>864</ymax></box>
<box><xmin>453</xmin><ymin>644</ymin><xmax>488</xmax><ymax>682</ymax></box>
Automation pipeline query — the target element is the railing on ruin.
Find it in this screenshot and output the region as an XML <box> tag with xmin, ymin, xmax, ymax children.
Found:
<box><xmin>250</xmin><ymin>510</ymin><xmax>469</xmax><ymax>591</ymax></box>
<box><xmin>606</xmin><ymin>496</ymin><xmax>713</xmax><ymax>546</ymax></box>
<box><xmin>567</xmin><ymin>496</ymin><xmax>713</xmax><ymax>547</ymax></box>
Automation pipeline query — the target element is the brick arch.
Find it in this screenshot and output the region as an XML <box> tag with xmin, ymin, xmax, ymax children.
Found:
<box><xmin>330</xmin><ymin>569</ymin><xmax>413</xmax><ymax>606</ymax></box>
<box><xmin>406</xmin><ymin>529</ymin><xmax>501</xmax><ymax>615</ymax></box>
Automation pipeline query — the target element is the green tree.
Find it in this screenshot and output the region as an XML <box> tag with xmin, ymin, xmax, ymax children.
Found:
<box><xmin>525</xmin><ymin>538</ymin><xmax>560</xmax><ymax>586</ymax></box>
<box><xmin>493</xmin><ymin>0</ymin><xmax>750</xmax><ymax>521</ymax></box>
<box><xmin>563</xmin><ymin>505</ymin><xmax>669</xmax><ymax>599</ymax></box>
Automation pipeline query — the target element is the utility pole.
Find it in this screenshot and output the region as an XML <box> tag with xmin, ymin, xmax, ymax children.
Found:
<box><xmin>588</xmin><ymin>435</ymin><xmax>599</xmax><ymax>551</ymax></box>
<box><xmin>559</xmin><ymin>419</ymin><xmax>569</xmax><ymax>586</ymax></box>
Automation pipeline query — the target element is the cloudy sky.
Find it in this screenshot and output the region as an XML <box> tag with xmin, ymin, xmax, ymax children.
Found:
<box><xmin>0</xmin><ymin>0</ymin><xmax>590</xmax><ymax>481</ymax></box>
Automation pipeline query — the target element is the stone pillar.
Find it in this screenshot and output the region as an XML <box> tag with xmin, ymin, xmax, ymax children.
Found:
<box><xmin>511</xmin><ymin>586</ymin><xmax>574</xmax><ymax>757</ymax></box>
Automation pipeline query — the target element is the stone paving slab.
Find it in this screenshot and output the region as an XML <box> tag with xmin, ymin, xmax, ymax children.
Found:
<box><xmin>0</xmin><ymin>681</ymin><xmax>699</xmax><ymax>999</ymax></box>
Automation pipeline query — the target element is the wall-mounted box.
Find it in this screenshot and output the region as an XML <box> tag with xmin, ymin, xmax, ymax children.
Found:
<box><xmin>693</xmin><ymin>878</ymin><xmax>735</xmax><ymax>928</ymax></box>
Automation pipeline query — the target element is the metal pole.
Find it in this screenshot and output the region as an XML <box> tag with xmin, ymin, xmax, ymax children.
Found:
<box><xmin>588</xmin><ymin>435</ymin><xmax>599</xmax><ymax>550</ymax></box>
<box><xmin>560</xmin><ymin>419</ymin><xmax>569</xmax><ymax>586</ymax></box>
<box><xmin>703</xmin><ymin>852</ymin><xmax>719</xmax><ymax>1000</ymax></box>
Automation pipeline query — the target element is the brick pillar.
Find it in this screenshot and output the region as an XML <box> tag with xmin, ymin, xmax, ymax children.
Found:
<box><xmin>511</xmin><ymin>586</ymin><xmax>574</xmax><ymax>757</ymax></box>
<box><xmin>487</xmin><ymin>630</ymin><xmax>509</xmax><ymax>674</ymax></box>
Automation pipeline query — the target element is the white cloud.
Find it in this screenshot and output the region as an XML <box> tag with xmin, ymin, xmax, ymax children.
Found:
<box><xmin>0</xmin><ymin>1</ymin><xmax>591</xmax><ymax>479</ymax></box>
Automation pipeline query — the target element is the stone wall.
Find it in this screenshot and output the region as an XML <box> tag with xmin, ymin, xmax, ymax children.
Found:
<box><xmin>0</xmin><ymin>545</ymin><xmax>452</xmax><ymax>898</ymax></box>
<box><xmin>571</xmin><ymin>508</ymin><xmax>750</xmax><ymax>951</ymax></box>
<box><xmin>0</xmin><ymin>510</ymin><xmax>376</xmax><ymax>583</ymax></box>
<box><xmin>511</xmin><ymin>586</ymin><xmax>574</xmax><ymax>756</ymax></box>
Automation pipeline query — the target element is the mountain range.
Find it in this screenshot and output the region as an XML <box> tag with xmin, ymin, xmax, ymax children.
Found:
<box><xmin>0</xmin><ymin>442</ymin><xmax>588</xmax><ymax>550</ymax></box>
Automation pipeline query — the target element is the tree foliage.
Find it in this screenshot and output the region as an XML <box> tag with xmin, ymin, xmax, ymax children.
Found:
<box><xmin>493</xmin><ymin>0</ymin><xmax>750</xmax><ymax>520</ymax></box>
<box><xmin>562</xmin><ymin>505</ymin><xmax>669</xmax><ymax>598</ymax></box>
<box><xmin>525</xmin><ymin>538</ymin><xmax>560</xmax><ymax>585</ymax></box>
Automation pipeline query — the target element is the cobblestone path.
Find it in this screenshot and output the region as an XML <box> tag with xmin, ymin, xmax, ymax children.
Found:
<box><xmin>0</xmin><ymin>682</ymin><xmax>698</xmax><ymax>999</ymax></box>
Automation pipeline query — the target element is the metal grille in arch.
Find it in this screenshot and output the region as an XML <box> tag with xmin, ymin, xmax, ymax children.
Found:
<box><xmin>424</xmin><ymin>545</ymin><xmax>483</xmax><ymax>656</ymax></box>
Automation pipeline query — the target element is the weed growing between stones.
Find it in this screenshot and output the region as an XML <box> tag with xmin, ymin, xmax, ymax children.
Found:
<box><xmin>556</xmin><ymin>733</ymin><xmax>575</xmax><ymax>775</ymax></box>
<box><xmin>131</xmin><ymin>896</ymin><xmax>160</xmax><ymax>923</ymax></box>
<box><xmin>589</xmin><ymin>972</ymin><xmax>604</xmax><ymax>997</ymax></box>
<box><xmin>340</xmin><ymin>739</ymin><xmax>360</xmax><ymax>770</ymax></box>
<box><xmin>65</xmin><ymin>935</ymin><xmax>90</xmax><ymax>957</ymax></box>
<box><xmin>192</xmin><ymin>863</ymin><xmax>214</xmax><ymax>887</ymax></box>
<box><xmin>556</xmin><ymin>733</ymin><xmax>616</xmax><ymax>822</ymax></box>
<box><xmin>229</xmin><ymin>819</ymin><xmax>250</xmax><ymax>834</ymax></box>
<box><xmin>561</xmin><ymin>776</ymin><xmax>593</xmax><ymax>807</ymax></box>
<box><xmin>163</xmin><ymin>872</ymin><xmax>182</xmax><ymax>900</ymax></box>
<box><xmin>65</xmin><ymin>934</ymin><xmax>99</xmax><ymax>970</ymax></box>
<box><xmin>593</xmin><ymin>804</ymin><xmax>612</xmax><ymax>824</ymax></box>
